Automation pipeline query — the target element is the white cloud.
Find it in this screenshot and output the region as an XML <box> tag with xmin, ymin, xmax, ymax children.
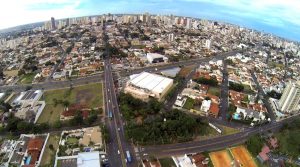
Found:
<box><xmin>182</xmin><ymin>0</ymin><xmax>300</xmax><ymax>27</ymax></box>
<box><xmin>0</xmin><ymin>0</ymin><xmax>83</xmax><ymax>29</ymax></box>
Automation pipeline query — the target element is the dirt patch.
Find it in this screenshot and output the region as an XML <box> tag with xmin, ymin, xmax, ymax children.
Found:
<box><xmin>178</xmin><ymin>65</ymin><xmax>195</xmax><ymax>77</ymax></box>
<box><xmin>231</xmin><ymin>145</ymin><xmax>257</xmax><ymax>167</ymax></box>
<box><xmin>135</xmin><ymin>116</ymin><xmax>143</xmax><ymax>125</ymax></box>
<box><xmin>209</xmin><ymin>150</ymin><xmax>232</xmax><ymax>167</ymax></box>
<box><xmin>76</xmin><ymin>89</ymin><xmax>94</xmax><ymax>105</ymax></box>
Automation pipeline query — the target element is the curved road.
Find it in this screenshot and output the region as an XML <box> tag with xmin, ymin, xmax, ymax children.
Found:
<box><xmin>140</xmin><ymin>115</ymin><xmax>298</xmax><ymax>158</ymax></box>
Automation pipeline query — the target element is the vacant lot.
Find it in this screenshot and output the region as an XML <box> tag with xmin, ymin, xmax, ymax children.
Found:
<box><xmin>19</xmin><ymin>72</ymin><xmax>36</xmax><ymax>84</ymax></box>
<box><xmin>208</xmin><ymin>86</ymin><xmax>221</xmax><ymax>97</ymax></box>
<box><xmin>231</xmin><ymin>145</ymin><xmax>257</xmax><ymax>167</ymax></box>
<box><xmin>40</xmin><ymin>135</ymin><xmax>60</xmax><ymax>166</ymax></box>
<box><xmin>178</xmin><ymin>65</ymin><xmax>195</xmax><ymax>78</ymax></box>
<box><xmin>4</xmin><ymin>70</ymin><xmax>18</xmax><ymax>77</ymax></box>
<box><xmin>37</xmin><ymin>83</ymin><xmax>103</xmax><ymax>124</ymax></box>
<box><xmin>209</xmin><ymin>150</ymin><xmax>232</xmax><ymax>167</ymax></box>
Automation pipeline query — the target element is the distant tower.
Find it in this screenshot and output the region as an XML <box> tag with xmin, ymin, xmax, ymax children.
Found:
<box><xmin>66</xmin><ymin>18</ymin><xmax>70</xmax><ymax>27</ymax></box>
<box><xmin>168</xmin><ymin>33</ymin><xmax>174</xmax><ymax>43</ymax></box>
<box><xmin>205</xmin><ymin>39</ymin><xmax>211</xmax><ymax>49</ymax></box>
<box><xmin>186</xmin><ymin>18</ymin><xmax>191</xmax><ymax>29</ymax></box>
<box><xmin>51</xmin><ymin>17</ymin><xmax>56</xmax><ymax>30</ymax></box>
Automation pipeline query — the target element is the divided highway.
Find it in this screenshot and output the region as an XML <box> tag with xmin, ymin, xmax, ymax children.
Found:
<box><xmin>104</xmin><ymin>58</ymin><xmax>137</xmax><ymax>167</ymax></box>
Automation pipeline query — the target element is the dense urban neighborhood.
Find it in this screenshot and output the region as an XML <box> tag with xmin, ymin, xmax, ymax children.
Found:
<box><xmin>0</xmin><ymin>13</ymin><xmax>300</xmax><ymax>167</ymax></box>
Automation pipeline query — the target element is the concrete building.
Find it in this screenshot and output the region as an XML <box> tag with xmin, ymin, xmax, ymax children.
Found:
<box><xmin>51</xmin><ymin>17</ymin><xmax>56</xmax><ymax>30</ymax></box>
<box><xmin>205</xmin><ymin>39</ymin><xmax>211</xmax><ymax>49</ymax></box>
<box><xmin>124</xmin><ymin>72</ymin><xmax>173</xmax><ymax>101</ymax></box>
<box><xmin>168</xmin><ymin>33</ymin><xmax>174</xmax><ymax>43</ymax></box>
<box><xmin>278</xmin><ymin>81</ymin><xmax>300</xmax><ymax>113</ymax></box>
<box><xmin>146</xmin><ymin>53</ymin><xmax>168</xmax><ymax>64</ymax></box>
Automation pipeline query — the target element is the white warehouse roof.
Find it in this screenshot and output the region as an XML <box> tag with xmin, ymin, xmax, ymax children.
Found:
<box><xmin>129</xmin><ymin>72</ymin><xmax>173</xmax><ymax>94</ymax></box>
<box><xmin>77</xmin><ymin>151</ymin><xmax>101</xmax><ymax>167</ymax></box>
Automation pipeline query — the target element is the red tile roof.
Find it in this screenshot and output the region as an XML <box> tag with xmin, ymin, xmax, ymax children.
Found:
<box><xmin>259</xmin><ymin>145</ymin><xmax>270</xmax><ymax>161</ymax></box>
<box><xmin>27</xmin><ymin>138</ymin><xmax>43</xmax><ymax>151</ymax></box>
<box><xmin>61</xmin><ymin>104</ymin><xmax>89</xmax><ymax>119</ymax></box>
<box><xmin>209</xmin><ymin>103</ymin><xmax>220</xmax><ymax>118</ymax></box>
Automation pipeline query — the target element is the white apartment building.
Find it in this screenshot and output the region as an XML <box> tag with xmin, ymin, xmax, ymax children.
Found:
<box><xmin>278</xmin><ymin>81</ymin><xmax>300</xmax><ymax>113</ymax></box>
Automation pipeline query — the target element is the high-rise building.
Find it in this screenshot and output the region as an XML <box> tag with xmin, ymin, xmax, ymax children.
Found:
<box><xmin>278</xmin><ymin>81</ymin><xmax>300</xmax><ymax>113</ymax></box>
<box><xmin>186</xmin><ymin>18</ymin><xmax>191</xmax><ymax>29</ymax></box>
<box><xmin>205</xmin><ymin>39</ymin><xmax>211</xmax><ymax>49</ymax></box>
<box><xmin>168</xmin><ymin>33</ymin><xmax>174</xmax><ymax>42</ymax></box>
<box><xmin>51</xmin><ymin>17</ymin><xmax>56</xmax><ymax>30</ymax></box>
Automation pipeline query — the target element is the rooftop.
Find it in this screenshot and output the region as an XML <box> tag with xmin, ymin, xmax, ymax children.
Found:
<box><xmin>129</xmin><ymin>72</ymin><xmax>173</xmax><ymax>94</ymax></box>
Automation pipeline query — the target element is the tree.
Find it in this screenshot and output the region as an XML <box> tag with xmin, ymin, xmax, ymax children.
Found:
<box><xmin>53</xmin><ymin>120</ymin><xmax>62</xmax><ymax>129</ymax></box>
<box><xmin>246</xmin><ymin>134</ymin><xmax>264</xmax><ymax>155</ymax></box>
<box><xmin>18</xmin><ymin>69</ymin><xmax>25</xmax><ymax>76</ymax></box>
<box><xmin>69</xmin><ymin>110</ymin><xmax>83</xmax><ymax>126</ymax></box>
<box><xmin>0</xmin><ymin>68</ymin><xmax>4</xmax><ymax>79</ymax></box>
<box><xmin>229</xmin><ymin>82</ymin><xmax>244</xmax><ymax>92</ymax></box>
<box><xmin>49</xmin><ymin>144</ymin><xmax>54</xmax><ymax>151</ymax></box>
<box><xmin>195</xmin><ymin>77</ymin><xmax>218</xmax><ymax>86</ymax></box>
<box><xmin>0</xmin><ymin>100</ymin><xmax>12</xmax><ymax>112</ymax></box>
<box><xmin>63</xmin><ymin>100</ymin><xmax>70</xmax><ymax>108</ymax></box>
<box><xmin>17</xmin><ymin>121</ymin><xmax>32</xmax><ymax>133</ymax></box>
<box><xmin>267</xmin><ymin>90</ymin><xmax>282</xmax><ymax>99</ymax></box>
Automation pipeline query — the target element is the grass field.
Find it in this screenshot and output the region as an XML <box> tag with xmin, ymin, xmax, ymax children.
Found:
<box><xmin>40</xmin><ymin>135</ymin><xmax>60</xmax><ymax>167</ymax></box>
<box><xmin>19</xmin><ymin>72</ymin><xmax>36</xmax><ymax>84</ymax></box>
<box><xmin>37</xmin><ymin>83</ymin><xmax>103</xmax><ymax>124</ymax></box>
<box><xmin>67</xmin><ymin>137</ymin><xmax>78</xmax><ymax>145</ymax></box>
<box><xmin>230</xmin><ymin>145</ymin><xmax>257</xmax><ymax>167</ymax></box>
<box><xmin>210</xmin><ymin>150</ymin><xmax>232</xmax><ymax>167</ymax></box>
<box><xmin>159</xmin><ymin>158</ymin><xmax>176</xmax><ymax>167</ymax></box>
<box><xmin>220</xmin><ymin>125</ymin><xmax>240</xmax><ymax>135</ymax></box>
<box><xmin>183</xmin><ymin>97</ymin><xmax>195</xmax><ymax>110</ymax></box>
<box><xmin>207</xmin><ymin>86</ymin><xmax>221</xmax><ymax>97</ymax></box>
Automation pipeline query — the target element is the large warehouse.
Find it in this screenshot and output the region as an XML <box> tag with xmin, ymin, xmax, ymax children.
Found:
<box><xmin>124</xmin><ymin>72</ymin><xmax>174</xmax><ymax>101</ymax></box>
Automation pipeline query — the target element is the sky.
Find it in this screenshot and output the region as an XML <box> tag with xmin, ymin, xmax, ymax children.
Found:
<box><xmin>1</xmin><ymin>0</ymin><xmax>300</xmax><ymax>41</ymax></box>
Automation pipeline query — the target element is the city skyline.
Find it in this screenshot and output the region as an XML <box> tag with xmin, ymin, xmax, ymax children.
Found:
<box><xmin>1</xmin><ymin>0</ymin><xmax>300</xmax><ymax>41</ymax></box>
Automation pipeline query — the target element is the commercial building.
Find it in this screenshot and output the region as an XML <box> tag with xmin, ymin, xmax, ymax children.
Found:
<box><xmin>55</xmin><ymin>151</ymin><xmax>101</xmax><ymax>167</ymax></box>
<box><xmin>146</xmin><ymin>53</ymin><xmax>168</xmax><ymax>64</ymax></box>
<box><xmin>278</xmin><ymin>81</ymin><xmax>300</xmax><ymax>113</ymax></box>
<box><xmin>124</xmin><ymin>72</ymin><xmax>173</xmax><ymax>101</ymax></box>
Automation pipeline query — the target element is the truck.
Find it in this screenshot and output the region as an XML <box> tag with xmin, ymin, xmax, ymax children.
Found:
<box><xmin>126</xmin><ymin>151</ymin><xmax>131</xmax><ymax>163</ymax></box>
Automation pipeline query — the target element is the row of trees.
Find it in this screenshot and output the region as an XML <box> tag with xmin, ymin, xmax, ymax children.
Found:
<box><xmin>194</xmin><ymin>77</ymin><xmax>218</xmax><ymax>86</ymax></box>
<box><xmin>229</xmin><ymin>82</ymin><xmax>244</xmax><ymax>92</ymax></box>
<box><xmin>125</xmin><ymin>109</ymin><xmax>210</xmax><ymax>145</ymax></box>
<box><xmin>4</xmin><ymin>113</ymin><xmax>50</xmax><ymax>134</ymax></box>
<box><xmin>119</xmin><ymin>93</ymin><xmax>210</xmax><ymax>145</ymax></box>
<box><xmin>2</xmin><ymin>107</ymin><xmax>101</xmax><ymax>134</ymax></box>
<box><xmin>119</xmin><ymin>93</ymin><xmax>162</xmax><ymax>121</ymax></box>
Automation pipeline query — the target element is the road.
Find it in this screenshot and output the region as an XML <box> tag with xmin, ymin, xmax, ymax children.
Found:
<box><xmin>0</xmin><ymin>74</ymin><xmax>103</xmax><ymax>92</ymax></box>
<box><xmin>251</xmin><ymin>71</ymin><xmax>276</xmax><ymax>121</ymax></box>
<box><xmin>103</xmin><ymin>23</ymin><xmax>137</xmax><ymax>167</ymax></box>
<box><xmin>140</xmin><ymin>117</ymin><xmax>293</xmax><ymax>157</ymax></box>
<box><xmin>46</xmin><ymin>46</ymin><xmax>69</xmax><ymax>82</ymax></box>
<box><xmin>0</xmin><ymin>50</ymin><xmax>240</xmax><ymax>93</ymax></box>
<box><xmin>220</xmin><ymin>58</ymin><xmax>229</xmax><ymax>121</ymax></box>
<box><xmin>104</xmin><ymin>58</ymin><xmax>137</xmax><ymax>167</ymax></box>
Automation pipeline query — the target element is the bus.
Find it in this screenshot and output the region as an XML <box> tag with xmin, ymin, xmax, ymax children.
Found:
<box><xmin>109</xmin><ymin>111</ymin><xmax>113</xmax><ymax>119</ymax></box>
<box><xmin>126</xmin><ymin>151</ymin><xmax>131</xmax><ymax>163</ymax></box>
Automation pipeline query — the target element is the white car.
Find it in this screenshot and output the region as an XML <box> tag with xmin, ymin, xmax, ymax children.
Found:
<box><xmin>117</xmin><ymin>150</ymin><xmax>120</xmax><ymax>154</ymax></box>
